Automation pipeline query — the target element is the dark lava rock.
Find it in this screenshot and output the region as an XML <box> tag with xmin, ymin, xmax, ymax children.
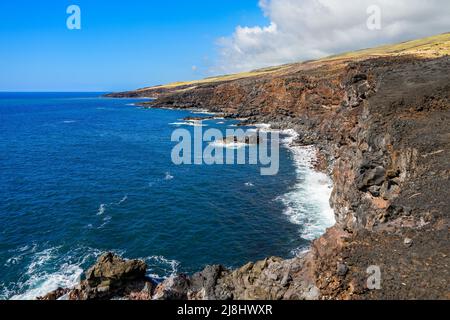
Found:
<box><xmin>48</xmin><ymin>48</ymin><xmax>450</xmax><ymax>300</ymax></box>
<box><xmin>190</xmin><ymin>265</ymin><xmax>231</xmax><ymax>300</ymax></box>
<box><xmin>153</xmin><ymin>274</ymin><xmax>191</xmax><ymax>300</ymax></box>
<box><xmin>85</xmin><ymin>252</ymin><xmax>147</xmax><ymax>287</ymax></box>
<box><xmin>37</xmin><ymin>287</ymin><xmax>70</xmax><ymax>300</ymax></box>
<box><xmin>336</xmin><ymin>263</ymin><xmax>349</xmax><ymax>277</ymax></box>
<box><xmin>67</xmin><ymin>252</ymin><xmax>150</xmax><ymax>300</ymax></box>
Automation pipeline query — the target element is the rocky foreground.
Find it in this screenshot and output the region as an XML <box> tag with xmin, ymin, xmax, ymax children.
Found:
<box><xmin>45</xmin><ymin>34</ymin><xmax>449</xmax><ymax>300</ymax></box>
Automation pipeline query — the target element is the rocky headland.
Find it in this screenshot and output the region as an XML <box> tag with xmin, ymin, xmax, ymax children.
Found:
<box><xmin>44</xmin><ymin>33</ymin><xmax>449</xmax><ymax>300</ymax></box>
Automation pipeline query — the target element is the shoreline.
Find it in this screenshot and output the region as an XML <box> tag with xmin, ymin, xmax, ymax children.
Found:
<box><xmin>7</xmin><ymin>107</ymin><xmax>334</xmax><ymax>301</ymax></box>
<box><xmin>246</xmin><ymin>122</ymin><xmax>336</xmax><ymax>243</ymax></box>
<box><xmin>164</xmin><ymin>110</ymin><xmax>337</xmax><ymax>251</ymax></box>
<box><xmin>33</xmin><ymin>36</ymin><xmax>450</xmax><ymax>299</ymax></box>
<box><xmin>37</xmin><ymin>110</ymin><xmax>342</xmax><ymax>300</ymax></box>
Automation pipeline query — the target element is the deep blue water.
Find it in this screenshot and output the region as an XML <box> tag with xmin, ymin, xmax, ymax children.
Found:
<box><xmin>0</xmin><ymin>92</ymin><xmax>332</xmax><ymax>299</ymax></box>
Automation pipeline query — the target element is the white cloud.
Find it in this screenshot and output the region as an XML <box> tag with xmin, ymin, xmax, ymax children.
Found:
<box><xmin>214</xmin><ymin>0</ymin><xmax>450</xmax><ymax>73</ymax></box>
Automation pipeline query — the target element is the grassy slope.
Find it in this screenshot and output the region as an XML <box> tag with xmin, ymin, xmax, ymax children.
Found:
<box><xmin>135</xmin><ymin>65</ymin><xmax>291</xmax><ymax>92</ymax></box>
<box><xmin>137</xmin><ymin>33</ymin><xmax>450</xmax><ymax>93</ymax></box>
<box><xmin>322</xmin><ymin>32</ymin><xmax>450</xmax><ymax>61</ymax></box>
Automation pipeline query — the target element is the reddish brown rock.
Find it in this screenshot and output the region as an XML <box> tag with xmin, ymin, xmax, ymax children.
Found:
<box><xmin>60</xmin><ymin>36</ymin><xmax>450</xmax><ymax>300</ymax></box>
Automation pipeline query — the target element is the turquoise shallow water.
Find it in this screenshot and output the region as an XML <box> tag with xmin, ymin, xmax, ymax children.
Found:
<box><xmin>0</xmin><ymin>92</ymin><xmax>333</xmax><ymax>299</ymax></box>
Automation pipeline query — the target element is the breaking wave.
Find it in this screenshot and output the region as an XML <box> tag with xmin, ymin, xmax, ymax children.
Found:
<box><xmin>4</xmin><ymin>246</ymin><xmax>104</xmax><ymax>300</ymax></box>
<box><xmin>96</xmin><ymin>203</ymin><xmax>106</xmax><ymax>216</ymax></box>
<box><xmin>144</xmin><ymin>255</ymin><xmax>180</xmax><ymax>280</ymax></box>
<box><xmin>2</xmin><ymin>244</ymin><xmax>181</xmax><ymax>300</ymax></box>
<box><xmin>278</xmin><ymin>131</ymin><xmax>335</xmax><ymax>242</ymax></box>
<box><xmin>169</xmin><ymin>121</ymin><xmax>207</xmax><ymax>127</ymax></box>
<box><xmin>164</xmin><ymin>172</ymin><xmax>174</xmax><ymax>181</ymax></box>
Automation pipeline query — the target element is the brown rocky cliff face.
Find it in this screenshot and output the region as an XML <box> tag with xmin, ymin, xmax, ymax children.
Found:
<box><xmin>139</xmin><ymin>56</ymin><xmax>448</xmax><ymax>231</ymax></box>
<box><xmin>137</xmin><ymin>55</ymin><xmax>449</xmax><ymax>300</ymax></box>
<box><xmin>39</xmin><ymin>253</ymin><xmax>154</xmax><ymax>300</ymax></box>
<box><xmin>56</xmin><ymin>55</ymin><xmax>449</xmax><ymax>300</ymax></box>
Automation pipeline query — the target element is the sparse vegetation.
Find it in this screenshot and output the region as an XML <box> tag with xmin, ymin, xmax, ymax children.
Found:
<box><xmin>322</xmin><ymin>32</ymin><xmax>450</xmax><ymax>62</ymax></box>
<box><xmin>134</xmin><ymin>32</ymin><xmax>450</xmax><ymax>94</ymax></box>
<box><xmin>135</xmin><ymin>65</ymin><xmax>291</xmax><ymax>93</ymax></box>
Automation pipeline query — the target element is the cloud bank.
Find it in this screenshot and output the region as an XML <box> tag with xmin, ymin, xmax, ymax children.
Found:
<box><xmin>215</xmin><ymin>0</ymin><xmax>450</xmax><ymax>73</ymax></box>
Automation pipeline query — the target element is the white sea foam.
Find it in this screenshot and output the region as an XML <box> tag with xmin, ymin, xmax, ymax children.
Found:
<box><xmin>290</xmin><ymin>247</ymin><xmax>311</xmax><ymax>257</ymax></box>
<box><xmin>10</xmin><ymin>264</ymin><xmax>83</xmax><ymax>300</ymax></box>
<box><xmin>245</xmin><ymin>182</ymin><xmax>255</xmax><ymax>187</ymax></box>
<box><xmin>169</xmin><ymin>121</ymin><xmax>207</xmax><ymax>127</ymax></box>
<box><xmin>4</xmin><ymin>244</ymin><xmax>36</xmax><ymax>267</ymax></box>
<box><xmin>117</xmin><ymin>195</ymin><xmax>128</xmax><ymax>205</ymax></box>
<box><xmin>0</xmin><ymin>284</ymin><xmax>13</xmax><ymax>300</ymax></box>
<box><xmin>62</xmin><ymin>120</ymin><xmax>77</xmax><ymax>124</ymax></box>
<box><xmin>97</xmin><ymin>203</ymin><xmax>106</xmax><ymax>215</ymax></box>
<box><xmin>144</xmin><ymin>255</ymin><xmax>180</xmax><ymax>279</ymax></box>
<box><xmin>209</xmin><ymin>141</ymin><xmax>247</xmax><ymax>149</ymax></box>
<box><xmin>248</xmin><ymin>124</ymin><xmax>336</xmax><ymax>242</ymax></box>
<box><xmin>92</xmin><ymin>196</ymin><xmax>127</xmax><ymax>228</ymax></box>
<box><xmin>26</xmin><ymin>247</ymin><xmax>61</xmax><ymax>275</ymax></box>
<box><xmin>164</xmin><ymin>172</ymin><xmax>174</xmax><ymax>181</ymax></box>
<box><xmin>190</xmin><ymin>109</ymin><xmax>218</xmax><ymax>115</ymax></box>
<box><xmin>274</xmin><ymin>127</ymin><xmax>335</xmax><ymax>243</ymax></box>
<box><xmin>98</xmin><ymin>216</ymin><xmax>112</xmax><ymax>229</ymax></box>
<box><xmin>280</xmin><ymin>129</ymin><xmax>299</xmax><ymax>144</ymax></box>
<box><xmin>8</xmin><ymin>246</ymin><xmax>104</xmax><ymax>300</ymax></box>
<box><xmin>191</xmin><ymin>112</ymin><xmax>217</xmax><ymax>115</ymax></box>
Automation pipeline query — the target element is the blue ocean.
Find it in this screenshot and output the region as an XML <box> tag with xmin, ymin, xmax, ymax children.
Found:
<box><xmin>0</xmin><ymin>92</ymin><xmax>334</xmax><ymax>299</ymax></box>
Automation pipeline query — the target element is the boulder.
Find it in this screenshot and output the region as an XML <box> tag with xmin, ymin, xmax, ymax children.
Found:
<box><xmin>153</xmin><ymin>274</ymin><xmax>191</xmax><ymax>300</ymax></box>
<box><xmin>37</xmin><ymin>287</ymin><xmax>70</xmax><ymax>300</ymax></box>
<box><xmin>357</xmin><ymin>165</ymin><xmax>386</xmax><ymax>191</ymax></box>
<box><xmin>85</xmin><ymin>252</ymin><xmax>147</xmax><ymax>287</ymax></box>
<box><xmin>66</xmin><ymin>252</ymin><xmax>150</xmax><ymax>300</ymax></box>
<box><xmin>189</xmin><ymin>265</ymin><xmax>231</xmax><ymax>300</ymax></box>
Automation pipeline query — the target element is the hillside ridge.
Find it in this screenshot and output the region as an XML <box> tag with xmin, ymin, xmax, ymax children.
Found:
<box><xmin>45</xmin><ymin>33</ymin><xmax>449</xmax><ymax>300</ymax></box>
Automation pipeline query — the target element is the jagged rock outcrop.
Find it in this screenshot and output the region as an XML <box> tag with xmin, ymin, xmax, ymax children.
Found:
<box><xmin>40</xmin><ymin>253</ymin><xmax>154</xmax><ymax>300</ymax></box>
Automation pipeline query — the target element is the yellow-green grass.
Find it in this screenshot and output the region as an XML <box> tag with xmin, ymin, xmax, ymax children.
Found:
<box><xmin>135</xmin><ymin>65</ymin><xmax>291</xmax><ymax>92</ymax></box>
<box><xmin>321</xmin><ymin>32</ymin><xmax>450</xmax><ymax>62</ymax></box>
<box><xmin>138</xmin><ymin>33</ymin><xmax>449</xmax><ymax>93</ymax></box>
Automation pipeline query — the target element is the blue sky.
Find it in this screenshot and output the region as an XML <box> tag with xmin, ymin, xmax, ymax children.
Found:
<box><xmin>0</xmin><ymin>1</ymin><xmax>266</xmax><ymax>92</ymax></box>
<box><xmin>1</xmin><ymin>1</ymin><xmax>448</xmax><ymax>92</ymax></box>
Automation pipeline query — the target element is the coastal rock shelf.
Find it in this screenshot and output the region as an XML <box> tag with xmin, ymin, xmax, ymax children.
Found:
<box><xmin>71</xmin><ymin>34</ymin><xmax>449</xmax><ymax>300</ymax></box>
<box><xmin>40</xmin><ymin>253</ymin><xmax>318</xmax><ymax>300</ymax></box>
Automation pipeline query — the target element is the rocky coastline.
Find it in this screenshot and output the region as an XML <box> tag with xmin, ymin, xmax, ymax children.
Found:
<box><xmin>44</xmin><ymin>35</ymin><xmax>449</xmax><ymax>300</ymax></box>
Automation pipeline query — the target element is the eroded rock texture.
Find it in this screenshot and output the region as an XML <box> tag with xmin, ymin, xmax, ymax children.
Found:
<box><xmin>56</xmin><ymin>49</ymin><xmax>449</xmax><ymax>300</ymax></box>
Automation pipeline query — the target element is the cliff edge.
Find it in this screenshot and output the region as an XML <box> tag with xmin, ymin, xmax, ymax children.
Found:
<box><xmin>46</xmin><ymin>33</ymin><xmax>449</xmax><ymax>300</ymax></box>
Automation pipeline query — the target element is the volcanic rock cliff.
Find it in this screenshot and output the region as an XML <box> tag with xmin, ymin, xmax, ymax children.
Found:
<box><xmin>45</xmin><ymin>34</ymin><xmax>449</xmax><ymax>300</ymax></box>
